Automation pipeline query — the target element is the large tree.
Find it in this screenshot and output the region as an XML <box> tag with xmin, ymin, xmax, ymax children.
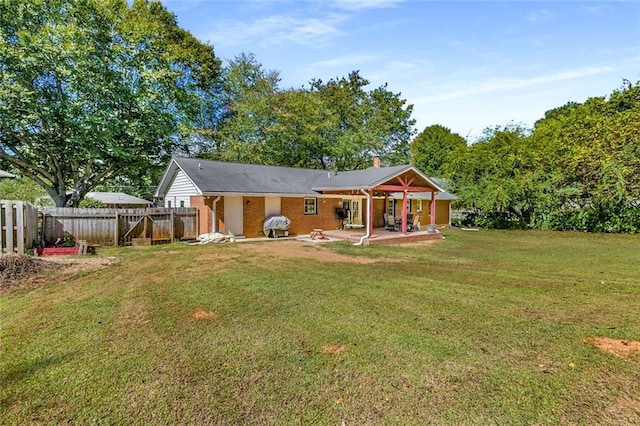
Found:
<box><xmin>410</xmin><ymin>124</ymin><xmax>467</xmax><ymax>176</ymax></box>
<box><xmin>309</xmin><ymin>72</ymin><xmax>415</xmax><ymax>170</ymax></box>
<box><xmin>446</xmin><ymin>80</ymin><xmax>640</xmax><ymax>232</ymax></box>
<box><xmin>198</xmin><ymin>63</ymin><xmax>415</xmax><ymax>170</ymax></box>
<box><xmin>0</xmin><ymin>0</ymin><xmax>221</xmax><ymax>206</ymax></box>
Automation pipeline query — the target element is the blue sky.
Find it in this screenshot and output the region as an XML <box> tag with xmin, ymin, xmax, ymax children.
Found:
<box><xmin>162</xmin><ymin>0</ymin><xmax>640</xmax><ymax>140</ymax></box>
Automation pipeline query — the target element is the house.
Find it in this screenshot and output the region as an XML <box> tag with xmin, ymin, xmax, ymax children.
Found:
<box><xmin>154</xmin><ymin>157</ymin><xmax>456</xmax><ymax>238</ymax></box>
<box><xmin>84</xmin><ymin>192</ymin><xmax>151</xmax><ymax>208</ymax></box>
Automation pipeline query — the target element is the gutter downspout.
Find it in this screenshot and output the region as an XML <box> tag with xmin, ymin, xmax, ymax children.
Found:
<box><xmin>212</xmin><ymin>196</ymin><xmax>221</xmax><ymax>233</ymax></box>
<box><xmin>354</xmin><ymin>189</ymin><xmax>372</xmax><ymax>246</ymax></box>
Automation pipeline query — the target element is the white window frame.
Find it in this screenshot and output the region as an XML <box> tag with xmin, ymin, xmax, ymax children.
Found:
<box><xmin>387</xmin><ymin>199</ymin><xmax>395</xmax><ymax>217</ymax></box>
<box><xmin>417</xmin><ymin>199</ymin><xmax>423</xmax><ymax>213</ymax></box>
<box><xmin>304</xmin><ymin>198</ymin><xmax>317</xmax><ymax>215</ymax></box>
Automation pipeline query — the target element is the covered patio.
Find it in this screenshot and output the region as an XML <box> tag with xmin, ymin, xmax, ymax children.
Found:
<box><xmin>312</xmin><ymin>162</ymin><xmax>446</xmax><ymax>245</ymax></box>
<box><xmin>319</xmin><ymin>227</ymin><xmax>443</xmax><ymax>246</ymax></box>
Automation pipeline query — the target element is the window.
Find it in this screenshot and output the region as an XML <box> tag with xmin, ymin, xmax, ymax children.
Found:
<box><xmin>417</xmin><ymin>199</ymin><xmax>423</xmax><ymax>212</ymax></box>
<box><xmin>387</xmin><ymin>199</ymin><xmax>395</xmax><ymax>216</ymax></box>
<box><xmin>167</xmin><ymin>200</ymin><xmax>172</xmax><ymax>208</ymax></box>
<box><xmin>406</xmin><ymin>200</ymin><xmax>412</xmax><ymax>212</ymax></box>
<box><xmin>304</xmin><ymin>198</ymin><xmax>317</xmax><ymax>214</ymax></box>
<box><xmin>179</xmin><ymin>200</ymin><xmax>185</xmax><ymax>208</ymax></box>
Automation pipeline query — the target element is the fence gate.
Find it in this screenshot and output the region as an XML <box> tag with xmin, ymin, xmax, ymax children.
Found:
<box><xmin>0</xmin><ymin>200</ymin><xmax>39</xmax><ymax>254</ymax></box>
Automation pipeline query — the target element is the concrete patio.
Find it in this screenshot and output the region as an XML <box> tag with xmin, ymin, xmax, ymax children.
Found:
<box><xmin>317</xmin><ymin>227</ymin><xmax>444</xmax><ymax>246</ymax></box>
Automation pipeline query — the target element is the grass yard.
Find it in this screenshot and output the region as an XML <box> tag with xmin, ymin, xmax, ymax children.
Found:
<box><xmin>1</xmin><ymin>229</ymin><xmax>639</xmax><ymax>425</ymax></box>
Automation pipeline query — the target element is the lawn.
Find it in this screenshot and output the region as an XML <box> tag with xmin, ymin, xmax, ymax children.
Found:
<box><xmin>1</xmin><ymin>229</ymin><xmax>639</xmax><ymax>425</ymax></box>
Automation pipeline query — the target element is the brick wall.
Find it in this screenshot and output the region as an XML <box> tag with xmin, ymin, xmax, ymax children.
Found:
<box><xmin>282</xmin><ymin>197</ymin><xmax>343</xmax><ymax>235</ymax></box>
<box><xmin>423</xmin><ymin>200</ymin><xmax>451</xmax><ymax>226</ymax></box>
<box><xmin>373</xmin><ymin>198</ymin><xmax>385</xmax><ymax>228</ymax></box>
<box><xmin>243</xmin><ymin>196</ymin><xmax>266</xmax><ymax>237</ymax></box>
<box><xmin>214</xmin><ymin>197</ymin><xmax>224</xmax><ymax>233</ymax></box>
<box><xmin>190</xmin><ymin>196</ymin><xmax>210</xmax><ymax>235</ymax></box>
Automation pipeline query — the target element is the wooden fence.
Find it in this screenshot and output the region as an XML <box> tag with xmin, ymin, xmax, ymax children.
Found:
<box><xmin>41</xmin><ymin>207</ymin><xmax>199</xmax><ymax>246</ymax></box>
<box><xmin>0</xmin><ymin>200</ymin><xmax>39</xmax><ymax>254</ymax></box>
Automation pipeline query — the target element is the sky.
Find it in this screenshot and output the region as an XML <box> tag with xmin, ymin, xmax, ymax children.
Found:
<box><xmin>161</xmin><ymin>0</ymin><xmax>640</xmax><ymax>140</ymax></box>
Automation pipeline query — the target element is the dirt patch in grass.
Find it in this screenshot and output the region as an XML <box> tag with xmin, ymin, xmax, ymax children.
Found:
<box><xmin>322</xmin><ymin>344</ymin><xmax>347</xmax><ymax>354</ymax></box>
<box><xmin>589</xmin><ymin>336</ymin><xmax>640</xmax><ymax>358</ymax></box>
<box><xmin>238</xmin><ymin>240</ymin><xmax>396</xmax><ymax>264</ymax></box>
<box><xmin>0</xmin><ymin>255</ymin><xmax>120</xmax><ymax>294</ymax></box>
<box><xmin>191</xmin><ymin>310</ymin><xmax>218</xmax><ymax>319</ymax></box>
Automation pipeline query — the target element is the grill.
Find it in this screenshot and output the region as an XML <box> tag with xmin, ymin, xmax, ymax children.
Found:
<box><xmin>263</xmin><ymin>215</ymin><xmax>291</xmax><ymax>238</ymax></box>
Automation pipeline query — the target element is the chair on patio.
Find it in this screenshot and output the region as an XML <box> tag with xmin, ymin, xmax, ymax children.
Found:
<box><xmin>384</xmin><ymin>213</ymin><xmax>397</xmax><ymax>231</ymax></box>
<box><xmin>408</xmin><ymin>215</ymin><xmax>421</xmax><ymax>232</ymax></box>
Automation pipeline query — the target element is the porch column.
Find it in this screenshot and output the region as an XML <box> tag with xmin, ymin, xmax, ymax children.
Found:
<box><xmin>368</xmin><ymin>190</ymin><xmax>374</xmax><ymax>236</ymax></box>
<box><xmin>401</xmin><ymin>190</ymin><xmax>408</xmax><ymax>235</ymax></box>
<box><xmin>430</xmin><ymin>190</ymin><xmax>437</xmax><ymax>225</ymax></box>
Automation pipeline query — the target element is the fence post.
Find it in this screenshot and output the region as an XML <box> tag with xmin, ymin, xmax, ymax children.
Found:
<box><xmin>114</xmin><ymin>210</ymin><xmax>119</xmax><ymax>246</ymax></box>
<box><xmin>5</xmin><ymin>200</ymin><xmax>14</xmax><ymax>253</ymax></box>
<box><xmin>15</xmin><ymin>201</ymin><xmax>24</xmax><ymax>254</ymax></box>
<box><xmin>170</xmin><ymin>209</ymin><xmax>175</xmax><ymax>242</ymax></box>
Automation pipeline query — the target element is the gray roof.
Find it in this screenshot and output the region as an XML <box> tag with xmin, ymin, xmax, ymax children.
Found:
<box><xmin>158</xmin><ymin>157</ymin><xmax>447</xmax><ymax>197</ymax></box>
<box><xmin>173</xmin><ymin>157</ymin><xmax>328</xmax><ymax>195</ymax></box>
<box><xmin>86</xmin><ymin>192</ymin><xmax>150</xmax><ymax>205</ymax></box>
<box><xmin>311</xmin><ymin>164</ymin><xmax>418</xmax><ymax>191</ymax></box>
<box><xmin>0</xmin><ymin>170</ymin><xmax>15</xmax><ymax>178</ymax></box>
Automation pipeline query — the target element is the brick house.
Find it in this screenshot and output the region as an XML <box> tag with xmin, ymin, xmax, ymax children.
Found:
<box><xmin>154</xmin><ymin>157</ymin><xmax>456</xmax><ymax>238</ymax></box>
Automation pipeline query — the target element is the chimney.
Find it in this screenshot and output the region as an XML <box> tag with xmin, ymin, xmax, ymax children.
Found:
<box><xmin>373</xmin><ymin>156</ymin><xmax>381</xmax><ymax>168</ymax></box>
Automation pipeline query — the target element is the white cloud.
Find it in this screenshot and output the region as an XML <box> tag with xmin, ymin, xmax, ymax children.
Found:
<box><xmin>312</xmin><ymin>54</ymin><xmax>381</xmax><ymax>68</ymax></box>
<box><xmin>331</xmin><ymin>0</ymin><xmax>404</xmax><ymax>11</ymax></box>
<box><xmin>525</xmin><ymin>9</ymin><xmax>555</xmax><ymax>24</ymax></box>
<box><xmin>208</xmin><ymin>13</ymin><xmax>349</xmax><ymax>48</ymax></box>
<box><xmin>417</xmin><ymin>66</ymin><xmax>615</xmax><ymax>104</ymax></box>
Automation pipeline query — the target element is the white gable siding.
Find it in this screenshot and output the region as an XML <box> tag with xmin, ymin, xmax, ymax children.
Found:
<box><xmin>164</xmin><ymin>169</ymin><xmax>200</xmax><ymax>208</ymax></box>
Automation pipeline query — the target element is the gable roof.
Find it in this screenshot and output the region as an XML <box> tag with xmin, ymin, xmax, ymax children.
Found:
<box><xmin>86</xmin><ymin>192</ymin><xmax>150</xmax><ymax>205</ymax></box>
<box><xmin>155</xmin><ymin>157</ymin><xmax>446</xmax><ymax>198</ymax></box>
<box><xmin>159</xmin><ymin>157</ymin><xmax>328</xmax><ymax>196</ymax></box>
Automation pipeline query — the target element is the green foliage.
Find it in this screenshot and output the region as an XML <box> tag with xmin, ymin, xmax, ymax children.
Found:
<box><xmin>449</xmin><ymin>81</ymin><xmax>640</xmax><ymax>233</ymax></box>
<box><xmin>0</xmin><ymin>177</ymin><xmax>47</xmax><ymax>204</ymax></box>
<box><xmin>411</xmin><ymin>124</ymin><xmax>467</xmax><ymax>176</ymax></box>
<box><xmin>0</xmin><ymin>0</ymin><xmax>221</xmax><ymax>206</ymax></box>
<box><xmin>196</xmin><ymin>58</ymin><xmax>415</xmax><ymax>170</ymax></box>
<box><xmin>78</xmin><ymin>196</ymin><xmax>106</xmax><ymax>208</ymax></box>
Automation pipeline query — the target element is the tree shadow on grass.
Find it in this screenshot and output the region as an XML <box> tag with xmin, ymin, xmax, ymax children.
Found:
<box><xmin>0</xmin><ymin>351</ymin><xmax>76</xmax><ymax>409</ymax></box>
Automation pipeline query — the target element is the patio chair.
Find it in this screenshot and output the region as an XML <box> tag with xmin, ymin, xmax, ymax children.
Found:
<box><xmin>409</xmin><ymin>215</ymin><xmax>421</xmax><ymax>232</ymax></box>
<box><xmin>384</xmin><ymin>213</ymin><xmax>397</xmax><ymax>231</ymax></box>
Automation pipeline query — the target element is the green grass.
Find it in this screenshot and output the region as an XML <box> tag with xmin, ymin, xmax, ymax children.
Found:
<box><xmin>1</xmin><ymin>229</ymin><xmax>639</xmax><ymax>425</ymax></box>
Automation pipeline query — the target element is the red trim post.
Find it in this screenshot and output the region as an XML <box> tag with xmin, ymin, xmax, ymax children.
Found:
<box><xmin>368</xmin><ymin>190</ymin><xmax>374</xmax><ymax>236</ymax></box>
<box><xmin>430</xmin><ymin>190</ymin><xmax>437</xmax><ymax>225</ymax></box>
<box><xmin>401</xmin><ymin>190</ymin><xmax>408</xmax><ymax>235</ymax></box>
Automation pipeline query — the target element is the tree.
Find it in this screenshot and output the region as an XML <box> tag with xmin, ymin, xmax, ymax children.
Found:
<box><xmin>204</xmin><ymin>53</ymin><xmax>281</xmax><ymax>164</ymax></box>
<box><xmin>529</xmin><ymin>80</ymin><xmax>640</xmax><ymax>232</ymax></box>
<box><xmin>0</xmin><ymin>176</ymin><xmax>51</xmax><ymax>205</ymax></box>
<box><xmin>445</xmin><ymin>124</ymin><xmax>538</xmax><ymax>228</ymax></box>
<box><xmin>410</xmin><ymin>124</ymin><xmax>467</xmax><ymax>176</ymax></box>
<box><xmin>306</xmin><ymin>71</ymin><xmax>415</xmax><ymax>170</ymax></box>
<box><xmin>446</xmin><ymin>80</ymin><xmax>640</xmax><ymax>232</ymax></box>
<box><xmin>0</xmin><ymin>0</ymin><xmax>221</xmax><ymax>206</ymax></box>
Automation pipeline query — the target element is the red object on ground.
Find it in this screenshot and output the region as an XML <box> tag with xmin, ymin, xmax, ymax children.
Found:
<box><xmin>36</xmin><ymin>247</ymin><xmax>79</xmax><ymax>256</ymax></box>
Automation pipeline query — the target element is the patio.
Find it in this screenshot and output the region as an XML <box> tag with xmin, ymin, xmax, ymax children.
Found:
<box><xmin>318</xmin><ymin>227</ymin><xmax>444</xmax><ymax>246</ymax></box>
